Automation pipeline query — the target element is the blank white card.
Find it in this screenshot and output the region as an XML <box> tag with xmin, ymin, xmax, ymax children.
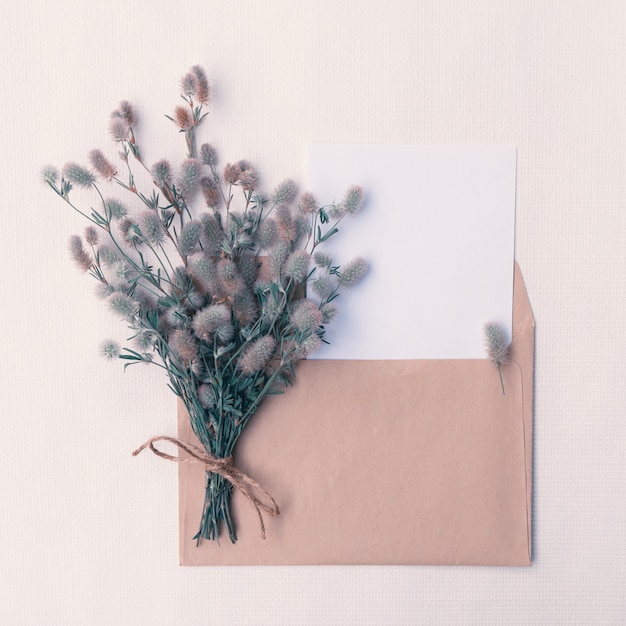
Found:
<box><xmin>307</xmin><ymin>145</ymin><xmax>517</xmax><ymax>360</ymax></box>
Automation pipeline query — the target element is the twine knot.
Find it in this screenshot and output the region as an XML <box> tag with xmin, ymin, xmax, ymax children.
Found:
<box><xmin>132</xmin><ymin>435</ymin><xmax>280</xmax><ymax>539</ymax></box>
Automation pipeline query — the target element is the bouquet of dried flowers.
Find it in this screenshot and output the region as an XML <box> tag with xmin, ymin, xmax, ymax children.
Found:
<box><xmin>42</xmin><ymin>66</ymin><xmax>366</xmax><ymax>544</ymax></box>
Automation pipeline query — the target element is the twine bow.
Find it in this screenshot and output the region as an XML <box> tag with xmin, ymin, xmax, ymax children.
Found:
<box><xmin>132</xmin><ymin>435</ymin><xmax>280</xmax><ymax>539</ymax></box>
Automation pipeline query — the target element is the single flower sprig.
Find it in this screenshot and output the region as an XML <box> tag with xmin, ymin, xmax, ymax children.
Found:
<box><xmin>484</xmin><ymin>322</ymin><xmax>510</xmax><ymax>395</ymax></box>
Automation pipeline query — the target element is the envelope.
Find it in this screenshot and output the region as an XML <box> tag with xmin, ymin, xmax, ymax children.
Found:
<box><xmin>177</xmin><ymin>262</ymin><xmax>534</xmax><ymax>566</ymax></box>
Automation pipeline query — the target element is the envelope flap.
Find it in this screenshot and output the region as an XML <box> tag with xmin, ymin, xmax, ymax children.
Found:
<box><xmin>513</xmin><ymin>261</ymin><xmax>535</xmax><ymax>335</ymax></box>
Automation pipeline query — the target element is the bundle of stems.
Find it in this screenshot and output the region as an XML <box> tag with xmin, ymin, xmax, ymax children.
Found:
<box><xmin>42</xmin><ymin>66</ymin><xmax>367</xmax><ymax>543</ymax></box>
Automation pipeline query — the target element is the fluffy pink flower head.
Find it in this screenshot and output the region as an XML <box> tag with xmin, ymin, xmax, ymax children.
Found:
<box><xmin>299</xmin><ymin>192</ymin><xmax>319</xmax><ymax>215</ymax></box>
<box><xmin>180</xmin><ymin>66</ymin><xmax>211</xmax><ymax>105</ymax></box>
<box><xmin>191</xmin><ymin>66</ymin><xmax>211</xmax><ymax>104</ymax></box>
<box><xmin>108</xmin><ymin>116</ymin><xmax>130</xmax><ymax>142</ymax></box>
<box><xmin>483</xmin><ymin>322</ymin><xmax>509</xmax><ymax>367</ymax></box>
<box><xmin>200</xmin><ymin>176</ymin><xmax>220</xmax><ymax>208</ymax></box>
<box><xmin>68</xmin><ymin>235</ymin><xmax>92</xmax><ymax>271</ymax></box>
<box><xmin>176</xmin><ymin>159</ymin><xmax>202</xmax><ymax>199</ymax></box>
<box><xmin>173</xmin><ymin>105</ymin><xmax>194</xmax><ymax>130</ymax></box>
<box><xmin>118</xmin><ymin>101</ymin><xmax>136</xmax><ymax>126</ymax></box>
<box><xmin>62</xmin><ymin>162</ymin><xmax>95</xmax><ymax>188</ymax></box>
<box><xmin>337</xmin><ymin>257</ymin><xmax>368</xmax><ymax>288</ymax></box>
<box><xmin>170</xmin><ymin>329</ymin><xmax>199</xmax><ymax>364</ymax></box>
<box><xmin>238</xmin><ymin>335</ymin><xmax>276</xmax><ymax>376</ymax></box>
<box><xmin>88</xmin><ymin>149</ymin><xmax>117</xmax><ymax>181</ymax></box>
<box><xmin>290</xmin><ymin>299</ymin><xmax>323</xmax><ymax>333</ymax></box>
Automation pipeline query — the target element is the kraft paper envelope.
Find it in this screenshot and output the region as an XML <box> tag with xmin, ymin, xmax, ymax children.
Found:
<box><xmin>177</xmin><ymin>262</ymin><xmax>534</xmax><ymax>566</ymax></box>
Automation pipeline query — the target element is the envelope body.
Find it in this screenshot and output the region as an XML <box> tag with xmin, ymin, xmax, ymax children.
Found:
<box><xmin>178</xmin><ymin>263</ymin><xmax>534</xmax><ymax>566</ymax></box>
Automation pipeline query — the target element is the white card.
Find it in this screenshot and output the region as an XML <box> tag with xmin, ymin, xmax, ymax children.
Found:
<box><xmin>307</xmin><ymin>144</ymin><xmax>517</xmax><ymax>360</ymax></box>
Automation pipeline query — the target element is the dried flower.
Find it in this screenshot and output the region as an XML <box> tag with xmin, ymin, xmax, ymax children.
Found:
<box><xmin>118</xmin><ymin>101</ymin><xmax>136</xmax><ymax>127</ymax></box>
<box><xmin>199</xmin><ymin>143</ymin><xmax>218</xmax><ymax>167</ymax></box>
<box><xmin>84</xmin><ymin>225</ymin><xmax>99</xmax><ymax>246</ymax></box>
<box><xmin>139</xmin><ymin>210</ymin><xmax>165</xmax><ymax>245</ymax></box>
<box><xmin>200</xmin><ymin>213</ymin><xmax>223</xmax><ymax>255</ymax></box>
<box><xmin>343</xmin><ymin>185</ymin><xmax>364</xmax><ymax>215</ymax></box>
<box><xmin>174</xmin><ymin>105</ymin><xmax>194</xmax><ymax>130</ymax></box>
<box><xmin>108</xmin><ymin>116</ymin><xmax>130</xmax><ymax>142</ymax></box>
<box><xmin>180</xmin><ymin>71</ymin><xmax>198</xmax><ymax>98</ymax></box>
<box><xmin>107</xmin><ymin>292</ymin><xmax>138</xmax><ymax>321</ymax></box>
<box><xmin>238</xmin><ymin>335</ymin><xmax>276</xmax><ymax>375</ymax></box>
<box><xmin>299</xmin><ymin>192</ymin><xmax>318</xmax><ymax>215</ymax></box>
<box><xmin>41</xmin><ymin>165</ymin><xmax>60</xmax><ymax>185</ymax></box>
<box><xmin>237</xmin><ymin>160</ymin><xmax>257</xmax><ymax>191</ymax></box>
<box><xmin>223</xmin><ymin>160</ymin><xmax>255</xmax><ymax>188</ymax></box>
<box><xmin>132</xmin><ymin>329</ymin><xmax>154</xmax><ymax>351</ymax></box>
<box><xmin>313</xmin><ymin>251</ymin><xmax>332</xmax><ymax>269</ymax></box>
<box><xmin>337</xmin><ymin>257</ymin><xmax>368</xmax><ymax>287</ymax></box>
<box><xmin>179</xmin><ymin>220</ymin><xmax>202</xmax><ymax>258</ymax></box>
<box><xmin>191</xmin><ymin>65</ymin><xmax>211</xmax><ymax>104</ymax></box>
<box><xmin>292</xmin><ymin>333</ymin><xmax>322</xmax><ymax>359</ymax></box>
<box><xmin>119</xmin><ymin>218</ymin><xmax>140</xmax><ymax>245</ymax></box>
<box><xmin>290</xmin><ymin>299</ymin><xmax>323</xmax><ymax>333</ymax></box>
<box><xmin>188</xmin><ymin>253</ymin><xmax>218</xmax><ymax>295</ymax></box>
<box><xmin>312</xmin><ymin>275</ymin><xmax>332</xmax><ymax>298</ymax></box>
<box><xmin>95</xmin><ymin>283</ymin><xmax>115</xmax><ymax>300</ymax></box>
<box><xmin>179</xmin><ymin>66</ymin><xmax>211</xmax><ymax>105</ymax></box>
<box><xmin>88</xmin><ymin>149</ymin><xmax>117</xmax><ymax>181</ymax></box>
<box><xmin>170</xmin><ymin>328</ymin><xmax>199</xmax><ymax>363</ymax></box>
<box><xmin>284</xmin><ymin>250</ymin><xmax>310</xmax><ymax>283</ymax></box>
<box><xmin>151</xmin><ymin>160</ymin><xmax>173</xmax><ymax>188</ymax></box>
<box><xmin>185</xmin><ymin>286</ymin><xmax>205</xmax><ymax>310</ymax></box>
<box><xmin>484</xmin><ymin>322</ymin><xmax>510</xmax><ymax>394</ymax></box>
<box><xmin>106</xmin><ymin>198</ymin><xmax>128</xmax><ymax>220</ymax></box>
<box><xmin>327</xmin><ymin>202</ymin><xmax>345</xmax><ymax>220</ymax></box>
<box><xmin>198</xmin><ymin>384</ymin><xmax>215</xmax><ymax>409</ymax></box>
<box><xmin>99</xmin><ymin>339</ymin><xmax>121</xmax><ymax>360</ymax></box>
<box><xmin>176</xmin><ymin>159</ymin><xmax>202</xmax><ymax>199</ymax></box>
<box><xmin>98</xmin><ymin>244</ymin><xmax>120</xmax><ymax>266</ymax></box>
<box><xmin>192</xmin><ymin>303</ymin><xmax>232</xmax><ymax>343</ymax></box>
<box><xmin>68</xmin><ymin>235</ymin><xmax>92</xmax><ymax>271</ymax></box>
<box><xmin>268</xmin><ymin>241</ymin><xmax>290</xmax><ymax>280</ymax></box>
<box><xmin>222</xmin><ymin>162</ymin><xmax>238</xmax><ymax>185</ymax></box>
<box><xmin>272</xmin><ymin>179</ymin><xmax>297</xmax><ymax>205</ymax></box>
<box><xmin>200</xmin><ymin>176</ymin><xmax>220</xmax><ymax>208</ymax></box>
<box><xmin>110</xmin><ymin>261</ymin><xmax>131</xmax><ymax>287</ymax></box>
<box><xmin>320</xmin><ymin>302</ymin><xmax>339</xmax><ymax>323</ymax></box>
<box><xmin>163</xmin><ymin>303</ymin><xmax>187</xmax><ymax>328</ymax></box>
<box><xmin>276</xmin><ymin>204</ymin><xmax>298</xmax><ymax>242</ymax></box>
<box><xmin>232</xmin><ymin>289</ymin><xmax>258</xmax><ymax>326</ymax></box>
<box><xmin>62</xmin><ymin>162</ymin><xmax>95</xmax><ymax>188</ymax></box>
<box><xmin>237</xmin><ymin>254</ymin><xmax>259</xmax><ymax>287</ymax></box>
<box><xmin>256</xmin><ymin>218</ymin><xmax>277</xmax><ymax>250</ymax></box>
<box><xmin>217</xmin><ymin>258</ymin><xmax>245</xmax><ymax>296</ymax></box>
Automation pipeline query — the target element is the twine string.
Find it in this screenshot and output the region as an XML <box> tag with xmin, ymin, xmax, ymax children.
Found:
<box><xmin>132</xmin><ymin>435</ymin><xmax>280</xmax><ymax>539</ymax></box>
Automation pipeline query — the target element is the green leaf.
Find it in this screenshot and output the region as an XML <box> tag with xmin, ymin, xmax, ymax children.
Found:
<box><xmin>318</xmin><ymin>227</ymin><xmax>339</xmax><ymax>243</ymax></box>
<box><xmin>167</xmin><ymin>383</ymin><xmax>182</xmax><ymax>397</ymax></box>
<box><xmin>120</xmin><ymin>348</ymin><xmax>144</xmax><ymax>361</ymax></box>
<box><xmin>90</xmin><ymin>210</ymin><xmax>108</xmax><ymax>227</ymax></box>
<box><xmin>224</xmin><ymin>405</ymin><xmax>243</xmax><ymax>418</ymax></box>
<box><xmin>238</xmin><ymin>378</ymin><xmax>253</xmax><ymax>392</ymax></box>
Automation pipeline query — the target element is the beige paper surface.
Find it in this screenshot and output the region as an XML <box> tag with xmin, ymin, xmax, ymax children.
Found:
<box><xmin>178</xmin><ymin>263</ymin><xmax>534</xmax><ymax>566</ymax></box>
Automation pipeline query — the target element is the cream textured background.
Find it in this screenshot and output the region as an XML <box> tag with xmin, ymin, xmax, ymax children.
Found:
<box><xmin>1</xmin><ymin>1</ymin><xmax>625</xmax><ymax>624</ymax></box>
